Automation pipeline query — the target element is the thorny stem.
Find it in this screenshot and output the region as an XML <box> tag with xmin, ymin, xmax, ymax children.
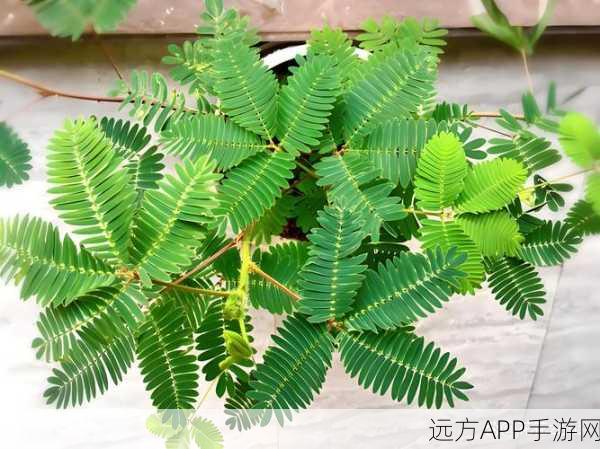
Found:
<box><xmin>249</xmin><ymin>262</ymin><xmax>302</xmax><ymax>302</ymax></box>
<box><xmin>151</xmin><ymin>279</ymin><xmax>232</xmax><ymax>297</ymax></box>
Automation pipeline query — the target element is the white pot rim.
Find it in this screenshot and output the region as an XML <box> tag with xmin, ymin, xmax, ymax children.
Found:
<box><xmin>262</xmin><ymin>43</ymin><xmax>370</xmax><ymax>69</ymax></box>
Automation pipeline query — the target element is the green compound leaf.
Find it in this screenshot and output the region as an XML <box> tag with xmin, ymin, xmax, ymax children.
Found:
<box><xmin>250</xmin><ymin>241</ymin><xmax>308</xmax><ymax>314</ymax></box>
<box><xmin>247</xmin><ymin>195</ymin><xmax>296</xmax><ymax>246</ymax></box>
<box><xmin>343</xmin><ymin>48</ymin><xmax>437</xmax><ymax>143</ymax></box>
<box><xmin>338</xmin><ymin>328</ymin><xmax>472</xmax><ymax>408</ymax></box>
<box><xmin>357</xmin><ymin>16</ymin><xmax>447</xmax><ymax>55</ymax></box>
<box><xmin>0</xmin><ymin>122</ymin><xmax>32</xmax><ymax>188</ymax></box>
<box><xmin>414</xmin><ymin>132</ymin><xmax>468</xmax><ymax>211</ymax></box>
<box><xmin>418</xmin><ymin>219</ymin><xmax>485</xmax><ymax>294</ymax></box>
<box><xmin>112</xmin><ymin>71</ymin><xmax>195</xmax><ymax>132</ymax></box>
<box><xmin>47</xmin><ymin>118</ymin><xmax>136</xmax><ymax>264</ymax></box>
<box><xmin>566</xmin><ymin>200</ymin><xmax>600</xmax><ymax>236</ymax></box>
<box><xmin>33</xmin><ymin>283</ymin><xmax>145</xmax><ymax>362</ymax></box>
<box><xmin>99</xmin><ymin>117</ymin><xmax>165</xmax><ymax>193</ymax></box>
<box><xmin>586</xmin><ymin>173</ymin><xmax>600</xmax><ymax>217</ymax></box>
<box><xmin>160</xmin><ymin>115</ymin><xmax>268</xmax><ymax>171</ymax></box>
<box><xmin>487</xmin><ymin>134</ymin><xmax>561</xmax><ymax>174</ymax></box>
<box><xmin>345</xmin><ymin>248</ymin><xmax>466</xmax><ymax>332</ymax></box>
<box><xmin>559</xmin><ymin>113</ymin><xmax>600</xmax><ymax>170</ymax></box>
<box><xmin>130</xmin><ymin>156</ymin><xmax>221</xmax><ymax>284</ymax></box>
<box><xmin>315</xmin><ymin>154</ymin><xmax>406</xmax><ymax>241</ymax></box>
<box><xmin>212</xmin><ymin>37</ymin><xmax>278</xmax><ymax>139</ymax></box>
<box><xmin>44</xmin><ymin>328</ymin><xmax>135</xmax><ymax>408</ymax></box>
<box><xmin>137</xmin><ymin>302</ymin><xmax>199</xmax><ymax>410</ymax></box>
<box><xmin>0</xmin><ymin>215</ymin><xmax>115</xmax><ymax>307</ymax></box>
<box><xmin>486</xmin><ymin>257</ymin><xmax>546</xmax><ymax>320</ymax></box>
<box><xmin>297</xmin><ymin>206</ymin><xmax>367</xmax><ymax>323</ymax></box>
<box><xmin>307</xmin><ymin>26</ymin><xmax>360</xmax><ymax>84</ymax></box>
<box><xmin>25</xmin><ymin>0</ymin><xmax>137</xmax><ymax>39</ymax></box>
<box><xmin>277</xmin><ymin>55</ymin><xmax>341</xmax><ymax>154</ymax></box>
<box><xmin>457</xmin><ymin>211</ymin><xmax>523</xmax><ymax>257</ymax></box>
<box><xmin>456</xmin><ymin>158</ymin><xmax>527</xmax><ymax>214</ymax></box>
<box><xmin>214</xmin><ymin>151</ymin><xmax>295</xmax><ymax>235</ymax></box>
<box><xmin>346</xmin><ymin>118</ymin><xmax>442</xmax><ymax>188</ymax></box>
<box><xmin>517</xmin><ymin>220</ymin><xmax>582</xmax><ymax>266</ymax></box>
<box><xmin>191</xmin><ymin>417</ymin><xmax>224</xmax><ymax>449</ymax></box>
<box><xmin>247</xmin><ymin>315</ymin><xmax>334</xmax><ymax>426</ymax></box>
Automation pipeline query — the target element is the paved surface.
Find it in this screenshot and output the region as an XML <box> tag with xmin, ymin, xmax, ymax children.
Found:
<box><xmin>0</xmin><ymin>34</ymin><xmax>599</xmax><ymax>447</ymax></box>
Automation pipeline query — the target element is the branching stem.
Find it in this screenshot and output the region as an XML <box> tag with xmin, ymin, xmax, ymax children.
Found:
<box><xmin>164</xmin><ymin>234</ymin><xmax>242</xmax><ymax>291</ymax></box>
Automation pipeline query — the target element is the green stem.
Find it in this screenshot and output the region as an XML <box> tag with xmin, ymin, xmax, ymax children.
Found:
<box><xmin>235</xmin><ymin>236</ymin><xmax>253</xmax><ymax>343</ymax></box>
<box><xmin>402</xmin><ymin>208</ymin><xmax>442</xmax><ymax>217</ymax></box>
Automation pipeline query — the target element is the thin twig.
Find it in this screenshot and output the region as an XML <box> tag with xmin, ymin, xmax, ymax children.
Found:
<box><xmin>0</xmin><ymin>69</ymin><xmax>124</xmax><ymax>103</ymax></box>
<box><xmin>0</xmin><ymin>95</ymin><xmax>47</xmax><ymax>122</ymax></box>
<box><xmin>469</xmin><ymin>120</ymin><xmax>513</xmax><ymax>138</ymax></box>
<box><xmin>249</xmin><ymin>262</ymin><xmax>301</xmax><ymax>301</ymax></box>
<box><xmin>197</xmin><ymin>379</ymin><xmax>217</xmax><ymax>409</ymax></box>
<box><xmin>295</xmin><ymin>160</ymin><xmax>318</xmax><ymax>179</ymax></box>
<box><xmin>520</xmin><ymin>168</ymin><xmax>592</xmax><ymax>193</ymax></box>
<box><xmin>94</xmin><ymin>33</ymin><xmax>124</xmax><ymax>80</ymax></box>
<box><xmin>521</xmin><ymin>49</ymin><xmax>534</xmax><ymax>93</ymax></box>
<box><xmin>164</xmin><ymin>234</ymin><xmax>242</xmax><ymax>291</ymax></box>
<box><xmin>471</xmin><ymin>111</ymin><xmax>525</xmax><ymax>120</ymax></box>
<box><xmin>152</xmin><ymin>279</ymin><xmax>232</xmax><ymax>297</ymax></box>
<box><xmin>0</xmin><ymin>69</ymin><xmax>198</xmax><ymax>114</ymax></box>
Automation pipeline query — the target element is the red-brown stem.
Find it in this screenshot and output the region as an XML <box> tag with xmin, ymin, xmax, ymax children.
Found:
<box><xmin>162</xmin><ymin>234</ymin><xmax>243</xmax><ymax>293</ymax></box>
<box><xmin>152</xmin><ymin>279</ymin><xmax>232</xmax><ymax>297</ymax></box>
<box><xmin>249</xmin><ymin>262</ymin><xmax>301</xmax><ymax>301</ymax></box>
<box><xmin>0</xmin><ymin>69</ymin><xmax>124</xmax><ymax>103</ymax></box>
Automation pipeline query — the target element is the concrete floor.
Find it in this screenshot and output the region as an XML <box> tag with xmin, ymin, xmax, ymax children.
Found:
<box><xmin>0</xmin><ymin>33</ymin><xmax>599</xmax><ymax>447</ymax></box>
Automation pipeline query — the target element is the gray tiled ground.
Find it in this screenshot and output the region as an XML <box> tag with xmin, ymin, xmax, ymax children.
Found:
<box><xmin>0</xmin><ymin>34</ymin><xmax>598</xmax><ymax>420</ymax></box>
